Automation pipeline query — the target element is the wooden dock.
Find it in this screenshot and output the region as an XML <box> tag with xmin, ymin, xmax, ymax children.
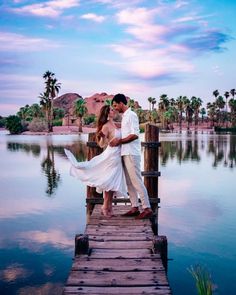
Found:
<box><xmin>63</xmin><ymin>204</ymin><xmax>171</xmax><ymax>295</ymax></box>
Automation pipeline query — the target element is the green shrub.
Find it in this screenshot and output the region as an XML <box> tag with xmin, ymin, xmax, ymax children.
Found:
<box><xmin>84</xmin><ymin>114</ymin><xmax>96</xmax><ymax>125</ymax></box>
<box><xmin>0</xmin><ymin>117</ymin><xmax>6</xmax><ymax>128</ymax></box>
<box><xmin>53</xmin><ymin>119</ymin><xmax>62</xmax><ymax>126</ymax></box>
<box><xmin>28</xmin><ymin>118</ymin><xmax>48</xmax><ymax>132</ymax></box>
<box><xmin>5</xmin><ymin>115</ymin><xmax>24</xmax><ymax>134</ymax></box>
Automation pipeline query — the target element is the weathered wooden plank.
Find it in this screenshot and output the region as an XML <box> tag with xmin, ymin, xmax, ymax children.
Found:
<box><xmin>89</xmin><ymin>240</ymin><xmax>153</xmax><ymax>249</ymax></box>
<box><xmin>85</xmin><ymin>229</ymin><xmax>152</xmax><ymax>236</ymax></box>
<box><xmin>89</xmin><ymin>249</ymin><xmax>159</xmax><ymax>259</ymax></box>
<box><xmin>66</xmin><ymin>270</ymin><xmax>169</xmax><ymax>286</ymax></box>
<box><xmin>85</xmin><ymin>225</ymin><xmax>152</xmax><ymax>233</ymax></box>
<box><xmin>63</xmin><ymin>285</ymin><xmax>171</xmax><ymax>295</ymax></box>
<box><xmin>88</xmin><ymin>217</ymin><xmax>151</xmax><ymax>225</ymax></box>
<box><xmin>88</xmin><ymin>234</ymin><xmax>153</xmax><ymax>241</ymax></box>
<box><xmin>71</xmin><ymin>258</ymin><xmax>165</xmax><ymax>271</ymax></box>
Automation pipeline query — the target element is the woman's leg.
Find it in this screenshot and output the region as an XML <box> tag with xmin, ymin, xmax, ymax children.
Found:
<box><xmin>108</xmin><ymin>191</ymin><xmax>114</xmax><ymax>215</ymax></box>
<box><xmin>101</xmin><ymin>191</ymin><xmax>113</xmax><ymax>217</ymax></box>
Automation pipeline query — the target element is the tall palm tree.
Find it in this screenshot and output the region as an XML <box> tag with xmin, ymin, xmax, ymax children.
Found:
<box><xmin>207</xmin><ymin>102</ymin><xmax>217</xmax><ymax>128</ymax></box>
<box><xmin>215</xmin><ymin>95</ymin><xmax>225</xmax><ymax>126</ymax></box>
<box><xmin>229</xmin><ymin>98</ymin><xmax>236</xmax><ymax>127</ymax></box>
<box><xmin>230</xmin><ymin>89</ymin><xmax>235</xmax><ymax>100</ymax></box>
<box><xmin>148</xmin><ymin>97</ymin><xmax>153</xmax><ymax>111</ymax></box>
<box><xmin>176</xmin><ymin>96</ymin><xmax>185</xmax><ymax>131</ymax></box>
<box><xmin>191</xmin><ymin>96</ymin><xmax>202</xmax><ymax>127</ymax></box>
<box><xmin>200</xmin><ymin>108</ymin><xmax>206</xmax><ymax>124</ymax></box>
<box><xmin>224</xmin><ymin>91</ymin><xmax>230</xmax><ymax>127</ymax></box>
<box><xmin>184</xmin><ymin>98</ymin><xmax>193</xmax><ymax>131</ymax></box>
<box><xmin>39</xmin><ymin>91</ymin><xmax>51</xmax><ymax>131</ymax></box>
<box><xmin>74</xmin><ymin>99</ymin><xmax>88</xmax><ymax>132</ymax></box>
<box><xmin>43</xmin><ymin>71</ymin><xmax>61</xmax><ymax>132</ymax></box>
<box><xmin>128</xmin><ymin>99</ymin><xmax>135</xmax><ymax>110</ymax></box>
<box><xmin>158</xmin><ymin>94</ymin><xmax>170</xmax><ymax>129</ymax></box>
<box><xmin>151</xmin><ymin>98</ymin><xmax>157</xmax><ymax>111</ymax></box>
<box><xmin>213</xmin><ymin>89</ymin><xmax>219</xmax><ymax>99</ymax></box>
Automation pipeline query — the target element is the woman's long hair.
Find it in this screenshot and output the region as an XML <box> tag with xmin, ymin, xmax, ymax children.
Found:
<box><xmin>96</xmin><ymin>105</ymin><xmax>110</xmax><ymax>141</ymax></box>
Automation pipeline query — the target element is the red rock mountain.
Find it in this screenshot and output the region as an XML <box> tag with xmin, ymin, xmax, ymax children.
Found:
<box><xmin>54</xmin><ymin>92</ymin><xmax>136</xmax><ymax>116</ymax></box>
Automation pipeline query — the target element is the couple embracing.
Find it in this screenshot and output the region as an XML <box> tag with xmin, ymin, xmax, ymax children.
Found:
<box><xmin>65</xmin><ymin>93</ymin><xmax>153</xmax><ymax>219</ymax></box>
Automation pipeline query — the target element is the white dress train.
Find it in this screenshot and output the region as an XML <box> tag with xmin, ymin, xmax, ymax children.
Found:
<box><xmin>64</xmin><ymin>129</ymin><xmax>127</xmax><ymax>197</ymax></box>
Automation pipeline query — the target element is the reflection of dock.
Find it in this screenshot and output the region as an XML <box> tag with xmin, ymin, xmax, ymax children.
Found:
<box><xmin>63</xmin><ymin>204</ymin><xmax>171</xmax><ymax>295</ymax></box>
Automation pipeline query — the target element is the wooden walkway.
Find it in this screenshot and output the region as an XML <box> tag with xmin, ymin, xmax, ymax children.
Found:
<box><xmin>63</xmin><ymin>205</ymin><xmax>171</xmax><ymax>295</ymax></box>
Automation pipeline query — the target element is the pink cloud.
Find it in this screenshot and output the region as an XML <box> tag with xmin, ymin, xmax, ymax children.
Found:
<box><xmin>0</xmin><ymin>32</ymin><xmax>61</xmax><ymax>51</ymax></box>
<box><xmin>11</xmin><ymin>0</ymin><xmax>80</xmax><ymax>18</ymax></box>
<box><xmin>81</xmin><ymin>13</ymin><xmax>106</xmax><ymax>23</ymax></box>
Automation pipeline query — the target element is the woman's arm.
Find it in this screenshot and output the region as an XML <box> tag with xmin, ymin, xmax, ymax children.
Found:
<box><xmin>97</xmin><ymin>125</ymin><xmax>109</xmax><ymax>148</ymax></box>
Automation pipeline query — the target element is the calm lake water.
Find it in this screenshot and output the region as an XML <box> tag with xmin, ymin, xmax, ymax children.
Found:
<box><xmin>0</xmin><ymin>130</ymin><xmax>235</xmax><ymax>295</ymax></box>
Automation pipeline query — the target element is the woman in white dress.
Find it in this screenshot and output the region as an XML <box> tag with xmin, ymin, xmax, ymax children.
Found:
<box><xmin>64</xmin><ymin>105</ymin><xmax>127</xmax><ymax>217</ymax></box>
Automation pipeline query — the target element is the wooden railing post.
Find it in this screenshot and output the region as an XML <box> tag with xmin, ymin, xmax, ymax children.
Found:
<box><xmin>142</xmin><ymin>124</ymin><xmax>161</xmax><ymax>209</ymax></box>
<box><xmin>86</xmin><ymin>132</ymin><xmax>103</xmax><ymax>215</ymax></box>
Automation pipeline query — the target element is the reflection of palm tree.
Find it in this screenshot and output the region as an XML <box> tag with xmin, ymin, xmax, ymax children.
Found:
<box><xmin>41</xmin><ymin>144</ymin><xmax>61</xmax><ymax>196</ymax></box>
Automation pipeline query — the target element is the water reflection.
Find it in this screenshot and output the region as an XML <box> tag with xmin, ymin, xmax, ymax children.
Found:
<box><xmin>160</xmin><ymin>135</ymin><xmax>236</xmax><ymax>169</ymax></box>
<box><xmin>7</xmin><ymin>142</ymin><xmax>41</xmax><ymax>157</ymax></box>
<box><xmin>6</xmin><ymin>140</ymin><xmax>87</xmax><ymax>197</ymax></box>
<box><xmin>41</xmin><ymin>144</ymin><xmax>61</xmax><ymax>196</ymax></box>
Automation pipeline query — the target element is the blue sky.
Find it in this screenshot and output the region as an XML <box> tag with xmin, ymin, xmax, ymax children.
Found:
<box><xmin>0</xmin><ymin>0</ymin><xmax>235</xmax><ymax>116</ymax></box>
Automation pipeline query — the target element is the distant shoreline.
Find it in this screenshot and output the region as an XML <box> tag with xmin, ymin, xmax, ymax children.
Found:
<box><xmin>0</xmin><ymin>124</ymin><xmax>216</xmax><ymax>136</ymax></box>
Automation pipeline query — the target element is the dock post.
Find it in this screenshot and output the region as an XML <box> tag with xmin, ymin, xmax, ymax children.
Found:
<box><xmin>142</xmin><ymin>124</ymin><xmax>161</xmax><ymax>234</ymax></box>
<box><xmin>153</xmin><ymin>235</ymin><xmax>168</xmax><ymax>271</ymax></box>
<box><xmin>74</xmin><ymin>234</ymin><xmax>89</xmax><ymax>256</ymax></box>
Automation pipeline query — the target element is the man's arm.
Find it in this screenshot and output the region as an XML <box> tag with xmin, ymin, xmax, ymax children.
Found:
<box><xmin>109</xmin><ymin>134</ymin><xmax>138</xmax><ymax>147</ymax></box>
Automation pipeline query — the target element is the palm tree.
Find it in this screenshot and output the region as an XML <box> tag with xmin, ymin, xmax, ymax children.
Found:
<box><xmin>215</xmin><ymin>95</ymin><xmax>225</xmax><ymax>126</ymax></box>
<box><xmin>176</xmin><ymin>96</ymin><xmax>186</xmax><ymax>131</ymax></box>
<box><xmin>213</xmin><ymin>89</ymin><xmax>219</xmax><ymax>99</ymax></box>
<box><xmin>229</xmin><ymin>98</ymin><xmax>236</xmax><ymax>127</ymax></box>
<box><xmin>105</xmin><ymin>99</ymin><xmax>111</xmax><ymax>106</ymax></box>
<box><xmin>151</xmin><ymin>98</ymin><xmax>157</xmax><ymax>111</ymax></box>
<box><xmin>43</xmin><ymin>71</ymin><xmax>61</xmax><ymax>132</ymax></box>
<box><xmin>158</xmin><ymin>94</ymin><xmax>170</xmax><ymax>129</ymax></box>
<box><xmin>39</xmin><ymin>91</ymin><xmax>51</xmax><ymax>131</ymax></box>
<box><xmin>191</xmin><ymin>96</ymin><xmax>202</xmax><ymax>127</ymax></box>
<box><xmin>74</xmin><ymin>99</ymin><xmax>88</xmax><ymax>132</ymax></box>
<box><xmin>200</xmin><ymin>108</ymin><xmax>206</xmax><ymax>124</ymax></box>
<box><xmin>207</xmin><ymin>102</ymin><xmax>217</xmax><ymax>128</ymax></box>
<box><xmin>17</xmin><ymin>105</ymin><xmax>30</xmax><ymax>121</ymax></box>
<box><xmin>224</xmin><ymin>91</ymin><xmax>230</xmax><ymax>127</ymax></box>
<box><xmin>184</xmin><ymin>98</ymin><xmax>193</xmax><ymax>131</ymax></box>
<box><xmin>147</xmin><ymin>97</ymin><xmax>153</xmax><ymax>111</ymax></box>
<box><xmin>230</xmin><ymin>89</ymin><xmax>235</xmax><ymax>100</ymax></box>
<box><xmin>128</xmin><ymin>99</ymin><xmax>135</xmax><ymax>110</ymax></box>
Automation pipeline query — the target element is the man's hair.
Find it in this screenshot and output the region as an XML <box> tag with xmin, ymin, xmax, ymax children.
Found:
<box><xmin>112</xmin><ymin>93</ymin><xmax>127</xmax><ymax>105</ymax></box>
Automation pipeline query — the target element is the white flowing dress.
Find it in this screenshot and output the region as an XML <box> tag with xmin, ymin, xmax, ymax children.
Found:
<box><xmin>64</xmin><ymin>129</ymin><xmax>127</xmax><ymax>197</ymax></box>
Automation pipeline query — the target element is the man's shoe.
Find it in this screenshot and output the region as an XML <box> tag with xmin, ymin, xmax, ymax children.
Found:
<box><xmin>135</xmin><ymin>208</ymin><xmax>153</xmax><ymax>219</ymax></box>
<box><xmin>122</xmin><ymin>207</ymin><xmax>140</xmax><ymax>217</ymax></box>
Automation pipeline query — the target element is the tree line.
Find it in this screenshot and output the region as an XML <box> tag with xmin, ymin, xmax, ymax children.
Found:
<box><xmin>1</xmin><ymin>70</ymin><xmax>235</xmax><ymax>134</ymax></box>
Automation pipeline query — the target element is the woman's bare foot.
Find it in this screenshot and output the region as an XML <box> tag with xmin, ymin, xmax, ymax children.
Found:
<box><xmin>101</xmin><ymin>206</ymin><xmax>112</xmax><ymax>217</ymax></box>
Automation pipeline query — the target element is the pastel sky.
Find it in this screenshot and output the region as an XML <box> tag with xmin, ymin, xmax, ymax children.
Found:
<box><xmin>0</xmin><ymin>0</ymin><xmax>235</xmax><ymax>116</ymax></box>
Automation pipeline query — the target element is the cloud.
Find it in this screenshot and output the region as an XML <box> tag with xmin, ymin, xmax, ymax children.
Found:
<box><xmin>0</xmin><ymin>31</ymin><xmax>61</xmax><ymax>52</ymax></box>
<box><xmin>17</xmin><ymin>230</ymin><xmax>73</xmax><ymax>250</ymax></box>
<box><xmin>182</xmin><ymin>30</ymin><xmax>231</xmax><ymax>52</ymax></box>
<box><xmin>0</xmin><ymin>264</ymin><xmax>32</xmax><ymax>283</ymax></box>
<box><xmin>10</xmin><ymin>0</ymin><xmax>80</xmax><ymax>18</ymax></box>
<box><xmin>18</xmin><ymin>283</ymin><xmax>63</xmax><ymax>295</ymax></box>
<box><xmin>110</xmin><ymin>43</ymin><xmax>193</xmax><ymax>80</ymax></box>
<box><xmin>108</xmin><ymin>3</ymin><xmax>231</xmax><ymax>83</ymax></box>
<box><xmin>93</xmin><ymin>0</ymin><xmax>143</xmax><ymax>8</ymax></box>
<box><xmin>81</xmin><ymin>13</ymin><xmax>105</xmax><ymax>23</ymax></box>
